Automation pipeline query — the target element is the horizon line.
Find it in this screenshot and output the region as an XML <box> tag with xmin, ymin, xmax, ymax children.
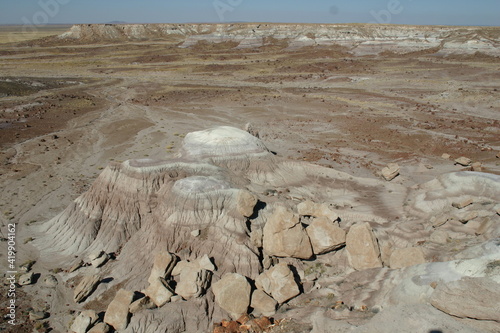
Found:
<box><xmin>0</xmin><ymin>22</ymin><xmax>499</xmax><ymax>28</ymax></box>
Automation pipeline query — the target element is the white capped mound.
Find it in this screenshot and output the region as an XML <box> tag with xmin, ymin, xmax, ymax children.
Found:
<box><xmin>178</xmin><ymin>126</ymin><xmax>269</xmax><ymax>160</ymax></box>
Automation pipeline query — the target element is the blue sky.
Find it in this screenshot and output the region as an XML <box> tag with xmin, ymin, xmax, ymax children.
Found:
<box><xmin>0</xmin><ymin>0</ymin><xmax>499</xmax><ymax>26</ymax></box>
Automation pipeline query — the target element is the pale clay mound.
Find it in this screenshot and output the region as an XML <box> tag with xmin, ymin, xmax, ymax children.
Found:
<box><xmin>32</xmin><ymin>126</ymin><xmax>500</xmax><ymax>333</ymax></box>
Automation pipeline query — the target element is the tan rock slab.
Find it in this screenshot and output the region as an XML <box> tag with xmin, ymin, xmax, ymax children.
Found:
<box><xmin>430</xmin><ymin>277</ymin><xmax>500</xmax><ymax>321</ymax></box>
<box><xmin>147</xmin><ymin>251</ymin><xmax>177</xmax><ymax>285</ymax></box>
<box><xmin>306</xmin><ymin>216</ymin><xmax>346</xmax><ymax>254</ymax></box>
<box><xmin>251</xmin><ymin>289</ymin><xmax>277</xmax><ymax>316</ymax></box>
<box><xmin>143</xmin><ymin>277</ymin><xmax>174</xmax><ymax>307</ymax></box>
<box><xmin>255</xmin><ymin>263</ymin><xmax>301</xmax><ymax>304</ymax></box>
<box><xmin>345</xmin><ymin>222</ymin><xmax>382</xmax><ymax>270</ymax></box>
<box><xmin>87</xmin><ymin>323</ymin><xmax>110</xmax><ymax>333</ymax></box>
<box><xmin>262</xmin><ymin>205</ymin><xmax>313</xmax><ymax>259</ymax></box>
<box><xmin>74</xmin><ymin>275</ymin><xmax>100</xmax><ymax>303</ymax></box>
<box><xmin>454</xmin><ymin>156</ymin><xmax>472</xmax><ymax>166</ymax></box>
<box><xmin>212</xmin><ymin>273</ymin><xmax>251</xmax><ymax>320</ymax></box>
<box><xmin>452</xmin><ymin>198</ymin><xmax>473</xmax><ymax>209</ymax></box>
<box><xmin>237</xmin><ymin>190</ymin><xmax>258</xmax><ymax>217</ymax></box>
<box><xmin>389</xmin><ymin>247</ymin><xmax>426</xmax><ymax>269</ymax></box>
<box><xmin>297</xmin><ymin>200</ymin><xmax>339</xmax><ymax>221</ymax></box>
<box><xmin>104</xmin><ymin>289</ymin><xmax>134</xmax><ymax>331</ymax></box>
<box><xmin>381</xmin><ymin>163</ymin><xmax>400</xmax><ymax>181</ymax></box>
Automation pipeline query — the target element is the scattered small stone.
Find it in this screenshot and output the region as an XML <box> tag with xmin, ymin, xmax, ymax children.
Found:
<box><xmin>29</xmin><ymin>311</ymin><xmax>48</xmax><ymax>321</ymax></box>
<box><xmin>91</xmin><ymin>252</ymin><xmax>109</xmax><ymax>268</ymax></box>
<box><xmin>441</xmin><ymin>153</ymin><xmax>451</xmax><ymax>159</ymax></box>
<box><xmin>19</xmin><ymin>260</ymin><xmax>35</xmax><ymax>272</ymax></box>
<box><xmin>471</xmin><ymin>162</ymin><xmax>482</xmax><ymax>171</ymax></box>
<box><xmin>68</xmin><ymin>260</ymin><xmax>84</xmax><ymax>273</ymax></box>
<box><xmin>88</xmin><ymin>250</ymin><xmax>104</xmax><ymax>262</ymax></box>
<box><xmin>475</xmin><ymin>217</ymin><xmax>494</xmax><ymax>235</ymax></box>
<box><xmin>431</xmin><ymin>215</ymin><xmax>450</xmax><ymax>228</ymax></box>
<box><xmin>43</xmin><ymin>275</ymin><xmax>58</xmax><ymax>288</ymax></box>
<box><xmin>191</xmin><ymin>229</ymin><xmax>200</xmax><ymax>237</ymax></box>
<box><xmin>19</xmin><ymin>272</ymin><xmax>35</xmax><ymax>286</ymax></box>
<box><xmin>452</xmin><ymin>198</ymin><xmax>473</xmax><ymax>209</ymax></box>
<box><xmin>457</xmin><ymin>211</ymin><xmax>479</xmax><ymax>223</ymax></box>
<box><xmin>454</xmin><ymin>156</ymin><xmax>472</xmax><ymax>166</ymax></box>
<box><xmin>381</xmin><ymin>163</ymin><xmax>400</xmax><ymax>181</ymax></box>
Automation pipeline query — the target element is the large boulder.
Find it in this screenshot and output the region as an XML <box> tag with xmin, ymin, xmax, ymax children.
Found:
<box><xmin>251</xmin><ymin>289</ymin><xmax>277</xmax><ymax>316</ymax></box>
<box><xmin>429</xmin><ymin>277</ymin><xmax>500</xmax><ymax>321</ymax></box>
<box><xmin>143</xmin><ymin>277</ymin><xmax>174</xmax><ymax>307</ymax></box>
<box><xmin>104</xmin><ymin>289</ymin><xmax>134</xmax><ymax>331</ymax></box>
<box><xmin>172</xmin><ymin>254</ymin><xmax>214</xmax><ymax>300</ymax></box>
<box><xmin>212</xmin><ymin>273</ymin><xmax>252</xmax><ymax>320</ymax></box>
<box><xmin>147</xmin><ymin>251</ymin><xmax>177</xmax><ymax>285</ymax></box>
<box><xmin>70</xmin><ymin>310</ymin><xmax>98</xmax><ymax>333</ymax></box>
<box><xmin>237</xmin><ymin>190</ymin><xmax>258</xmax><ymax>217</ymax></box>
<box><xmin>345</xmin><ymin>222</ymin><xmax>382</xmax><ymax>270</ymax></box>
<box><xmin>306</xmin><ymin>217</ymin><xmax>346</xmax><ymax>255</ymax></box>
<box><xmin>87</xmin><ymin>323</ymin><xmax>110</xmax><ymax>333</ymax></box>
<box><xmin>255</xmin><ymin>263</ymin><xmax>301</xmax><ymax>304</ymax></box>
<box><xmin>262</xmin><ymin>206</ymin><xmax>313</xmax><ymax>259</ymax></box>
<box><xmin>297</xmin><ymin>200</ymin><xmax>338</xmax><ymax>222</ymax></box>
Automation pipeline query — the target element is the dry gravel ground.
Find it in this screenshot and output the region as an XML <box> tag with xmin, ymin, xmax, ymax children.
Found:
<box><xmin>0</xmin><ymin>25</ymin><xmax>499</xmax><ymax>332</ymax></box>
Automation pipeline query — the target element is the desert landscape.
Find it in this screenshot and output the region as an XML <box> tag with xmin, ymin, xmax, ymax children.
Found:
<box><xmin>0</xmin><ymin>23</ymin><xmax>499</xmax><ymax>333</ymax></box>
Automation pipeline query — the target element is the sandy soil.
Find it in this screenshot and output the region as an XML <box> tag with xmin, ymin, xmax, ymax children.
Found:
<box><xmin>0</xmin><ymin>25</ymin><xmax>499</xmax><ymax>332</ymax></box>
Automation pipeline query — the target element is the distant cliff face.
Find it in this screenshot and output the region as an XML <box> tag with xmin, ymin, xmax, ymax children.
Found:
<box><xmin>58</xmin><ymin>23</ymin><xmax>500</xmax><ymax>55</ymax></box>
